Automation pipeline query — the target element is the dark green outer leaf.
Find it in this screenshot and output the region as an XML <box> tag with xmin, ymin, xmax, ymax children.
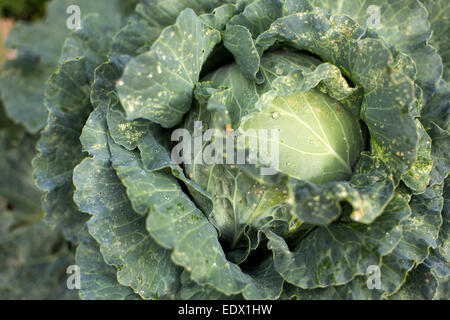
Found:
<box><xmin>427</xmin><ymin>123</ymin><xmax>450</xmax><ymax>187</ymax></box>
<box><xmin>424</xmin><ymin>249</ymin><xmax>449</xmax><ymax>279</ymax></box>
<box><xmin>73</xmin><ymin>105</ymin><xmax>181</xmax><ymax>300</ymax></box>
<box><xmin>281</xmin><ymin>277</ymin><xmax>384</xmax><ymax>300</ymax></box>
<box><xmin>33</xmin><ymin>13</ymin><xmax>125</xmax><ymax>242</ymax></box>
<box><xmin>369</xmin><ymin>183</ymin><xmax>446</xmax><ymax>299</ymax></box>
<box><xmin>388</xmin><ymin>264</ymin><xmax>438</xmax><ymax>300</ymax></box>
<box><xmin>420</xmin><ymin>81</ymin><xmax>450</xmax><ymax>186</ymax></box>
<box><xmin>90</xmin><ymin>14</ymin><xmax>162</xmax><ymax>111</ymax></box>
<box><xmin>421</xmin><ymin>0</ymin><xmax>450</xmax><ymax>81</ymax></box>
<box><xmin>421</xmin><ymin>81</ymin><xmax>450</xmax><ymax>132</ymax></box>
<box><xmin>76</xmin><ymin>229</ymin><xmax>140</xmax><ymax>300</ymax></box>
<box><xmin>229</xmin><ymin>0</ymin><xmax>284</xmax><ymax>37</ymax></box>
<box><xmin>435</xmin><ymin>277</ymin><xmax>449</xmax><ymax>300</ymax></box>
<box><xmin>309</xmin><ymin>0</ymin><xmax>443</xmax><ymax>98</ymax></box>
<box><xmin>105</xmin><ymin>103</ymin><xmax>214</xmax><ymax>216</ymax></box>
<box><xmin>200</xmin><ymin>3</ymin><xmax>240</xmax><ymax>30</ymax></box>
<box><xmin>394</xmin><ymin>184</ymin><xmax>443</xmax><ymax>265</ymax></box>
<box><xmin>401</xmin><ymin>120</ymin><xmax>433</xmax><ymax>194</ymax></box>
<box><xmin>179</xmin><ymin>270</ymin><xmax>242</xmax><ymax>300</ymax></box>
<box><xmin>117</xmin><ymin>9</ymin><xmax>222</xmax><ymax>128</ymax></box>
<box><xmin>32</xmin><ymin>58</ymin><xmax>91</xmax><ymax>242</ymax></box>
<box><xmin>267</xmin><ymin>192</ymin><xmax>408</xmax><ymax>289</ymax></box>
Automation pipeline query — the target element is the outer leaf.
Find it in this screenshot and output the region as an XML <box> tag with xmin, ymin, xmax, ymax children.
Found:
<box><xmin>200</xmin><ymin>4</ymin><xmax>240</xmax><ymax>30</ymax></box>
<box><xmin>401</xmin><ymin>120</ymin><xmax>433</xmax><ymax>194</ymax></box>
<box><xmin>428</xmin><ymin>124</ymin><xmax>450</xmax><ymax>186</ymax></box>
<box><xmin>107</xmin><ymin>103</ymin><xmax>214</xmax><ymax>216</ymax></box>
<box><xmin>179</xmin><ymin>270</ymin><xmax>242</xmax><ymax>300</ymax></box>
<box><xmin>376</xmin><ymin>251</ymin><xmax>415</xmax><ymax>297</ymax></box>
<box><xmin>281</xmin><ymin>277</ymin><xmax>384</xmax><ymax>300</ymax></box>
<box><xmin>394</xmin><ymin>183</ymin><xmax>443</xmax><ymax>264</ymax></box>
<box><xmin>421</xmin><ymin>81</ymin><xmax>449</xmax><ymax>132</ymax></box>
<box><xmin>223</xmin><ymin>24</ymin><xmax>262</xmax><ymax>83</ymax></box>
<box><xmin>421</xmin><ymin>0</ymin><xmax>450</xmax><ymax>81</ymax></box>
<box><xmin>32</xmin><ymin>58</ymin><xmax>91</xmax><ymax>242</ymax></box>
<box><xmin>424</xmin><ymin>249</ymin><xmax>450</xmax><ymax>279</ymax></box>
<box><xmin>228</xmin><ymin>0</ymin><xmax>284</xmax><ymax>37</ymax></box>
<box><xmin>371</xmin><ymin>183</ymin><xmax>446</xmax><ymax>299</ymax></box>
<box><xmin>106</xmin><ymin>100</ymin><xmax>155</xmax><ymax>151</ymax></box>
<box><xmin>33</xmin><ymin>14</ymin><xmax>124</xmax><ymax>242</ymax></box>
<box><xmin>389</xmin><ymin>264</ymin><xmax>438</xmax><ymax>299</ymax></box>
<box><xmin>73</xmin><ymin>105</ymin><xmax>181</xmax><ymax>300</ymax></box>
<box><xmin>309</xmin><ymin>0</ymin><xmax>443</xmax><ymax>97</ymax></box>
<box><xmin>117</xmin><ymin>9</ymin><xmax>222</xmax><ymax>127</ymax></box>
<box><xmin>267</xmin><ymin>192</ymin><xmax>408</xmax><ymax>289</ymax></box>
<box><xmin>76</xmin><ymin>230</ymin><xmax>140</xmax><ymax>300</ymax></box>
<box><xmin>91</xmin><ymin>2</ymin><xmax>217</xmax><ymax>215</ymax></box>
<box><xmin>436</xmin><ymin>277</ymin><xmax>449</xmax><ymax>300</ymax></box>
<box><xmin>421</xmin><ymin>82</ymin><xmax>450</xmax><ymax>186</ymax></box>
<box><xmin>90</xmin><ymin>14</ymin><xmax>163</xmax><ymax>111</ymax></box>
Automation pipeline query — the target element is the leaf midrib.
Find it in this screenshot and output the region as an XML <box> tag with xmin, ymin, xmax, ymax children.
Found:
<box><xmin>272</xmin><ymin>102</ymin><xmax>352</xmax><ymax>174</ymax></box>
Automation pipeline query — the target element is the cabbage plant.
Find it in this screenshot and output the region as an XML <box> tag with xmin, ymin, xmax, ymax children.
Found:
<box><xmin>0</xmin><ymin>0</ymin><xmax>449</xmax><ymax>300</ymax></box>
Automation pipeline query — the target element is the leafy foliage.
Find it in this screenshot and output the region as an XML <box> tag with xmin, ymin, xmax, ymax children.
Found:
<box><xmin>0</xmin><ymin>0</ymin><xmax>448</xmax><ymax>300</ymax></box>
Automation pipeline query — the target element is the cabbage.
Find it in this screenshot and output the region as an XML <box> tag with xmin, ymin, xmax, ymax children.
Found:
<box><xmin>0</xmin><ymin>0</ymin><xmax>448</xmax><ymax>300</ymax></box>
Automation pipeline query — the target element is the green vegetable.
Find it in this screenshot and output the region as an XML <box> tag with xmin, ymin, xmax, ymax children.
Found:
<box><xmin>0</xmin><ymin>0</ymin><xmax>448</xmax><ymax>300</ymax></box>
